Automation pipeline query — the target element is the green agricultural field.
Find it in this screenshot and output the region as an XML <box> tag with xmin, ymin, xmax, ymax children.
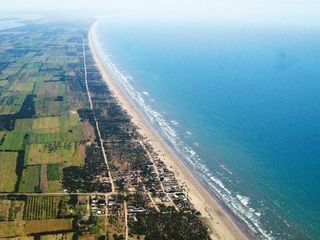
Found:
<box><xmin>0</xmin><ymin>21</ymin><xmax>93</xmax><ymax>196</ymax></box>
<box><xmin>19</xmin><ymin>165</ymin><xmax>40</xmax><ymax>192</ymax></box>
<box><xmin>47</xmin><ymin>164</ymin><xmax>62</xmax><ymax>181</ymax></box>
<box><xmin>0</xmin><ymin>130</ymin><xmax>25</xmax><ymax>150</ymax></box>
<box><xmin>37</xmin><ymin>81</ymin><xmax>66</xmax><ymax>98</ymax></box>
<box><xmin>0</xmin><ymin>93</ymin><xmax>26</xmax><ymax>115</ymax></box>
<box><xmin>24</xmin><ymin>196</ymin><xmax>61</xmax><ymax>220</ymax></box>
<box><xmin>0</xmin><ymin>132</ymin><xmax>5</xmax><ymax>142</ymax></box>
<box><xmin>34</xmin><ymin>81</ymin><xmax>70</xmax><ymax>117</ymax></box>
<box><xmin>26</xmin><ymin>142</ymin><xmax>84</xmax><ymax>166</ymax></box>
<box><xmin>60</xmin><ymin>114</ymin><xmax>82</xmax><ymax>131</ymax></box>
<box><xmin>32</xmin><ymin>117</ymin><xmax>60</xmax><ymax>133</ymax></box>
<box><xmin>15</xmin><ymin>118</ymin><xmax>34</xmax><ymax>132</ymax></box>
<box><xmin>10</xmin><ymin>82</ymin><xmax>34</xmax><ymax>93</ymax></box>
<box><xmin>0</xmin><ymin>152</ymin><xmax>18</xmax><ymax>192</ymax></box>
<box><xmin>27</xmin><ymin>115</ymin><xmax>83</xmax><ymax>144</ymax></box>
<box><xmin>47</xmin><ymin>180</ymin><xmax>62</xmax><ymax>192</ymax></box>
<box><xmin>47</xmin><ymin>164</ymin><xmax>63</xmax><ymax>192</ymax></box>
<box><xmin>36</xmin><ymin>98</ymin><xmax>69</xmax><ymax>117</ymax></box>
<box><xmin>28</xmin><ymin>132</ymin><xmax>73</xmax><ymax>144</ymax></box>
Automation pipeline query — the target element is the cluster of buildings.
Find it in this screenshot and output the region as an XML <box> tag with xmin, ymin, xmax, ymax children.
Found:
<box><xmin>90</xmin><ymin>195</ymin><xmax>106</xmax><ymax>216</ymax></box>
<box><xmin>144</xmin><ymin>141</ymin><xmax>190</xmax><ymax>208</ymax></box>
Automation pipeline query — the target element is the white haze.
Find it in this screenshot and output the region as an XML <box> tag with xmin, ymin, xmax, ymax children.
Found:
<box><xmin>1</xmin><ymin>0</ymin><xmax>320</xmax><ymax>27</ymax></box>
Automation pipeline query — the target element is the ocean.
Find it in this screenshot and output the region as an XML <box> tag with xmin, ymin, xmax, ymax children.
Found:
<box><xmin>0</xmin><ymin>15</ymin><xmax>41</xmax><ymax>30</ymax></box>
<box><xmin>96</xmin><ymin>18</ymin><xmax>320</xmax><ymax>239</ymax></box>
<box><xmin>0</xmin><ymin>19</ymin><xmax>24</xmax><ymax>30</ymax></box>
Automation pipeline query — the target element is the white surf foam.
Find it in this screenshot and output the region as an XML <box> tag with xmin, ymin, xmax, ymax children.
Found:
<box><xmin>171</xmin><ymin>120</ymin><xmax>179</xmax><ymax>126</ymax></box>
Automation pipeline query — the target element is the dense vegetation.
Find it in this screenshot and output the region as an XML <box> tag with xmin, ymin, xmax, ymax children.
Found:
<box><xmin>130</xmin><ymin>209</ymin><xmax>210</xmax><ymax>240</ymax></box>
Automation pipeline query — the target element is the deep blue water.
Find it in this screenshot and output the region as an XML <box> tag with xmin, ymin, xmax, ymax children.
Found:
<box><xmin>97</xmin><ymin>19</ymin><xmax>320</xmax><ymax>239</ymax></box>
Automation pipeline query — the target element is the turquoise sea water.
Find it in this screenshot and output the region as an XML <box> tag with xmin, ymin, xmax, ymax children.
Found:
<box><xmin>97</xmin><ymin>19</ymin><xmax>320</xmax><ymax>239</ymax></box>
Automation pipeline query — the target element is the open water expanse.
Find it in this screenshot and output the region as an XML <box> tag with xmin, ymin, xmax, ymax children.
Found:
<box><xmin>97</xmin><ymin>18</ymin><xmax>320</xmax><ymax>239</ymax></box>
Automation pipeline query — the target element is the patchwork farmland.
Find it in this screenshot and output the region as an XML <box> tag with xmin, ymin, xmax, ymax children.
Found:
<box><xmin>0</xmin><ymin>19</ymin><xmax>111</xmax><ymax>239</ymax></box>
<box><xmin>0</xmin><ymin>17</ymin><xmax>211</xmax><ymax>240</ymax></box>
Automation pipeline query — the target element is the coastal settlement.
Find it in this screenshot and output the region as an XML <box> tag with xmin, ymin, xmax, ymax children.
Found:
<box><xmin>0</xmin><ymin>19</ymin><xmax>211</xmax><ymax>239</ymax></box>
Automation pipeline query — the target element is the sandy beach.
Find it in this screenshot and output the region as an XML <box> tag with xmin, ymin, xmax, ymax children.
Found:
<box><xmin>89</xmin><ymin>20</ymin><xmax>248</xmax><ymax>240</ymax></box>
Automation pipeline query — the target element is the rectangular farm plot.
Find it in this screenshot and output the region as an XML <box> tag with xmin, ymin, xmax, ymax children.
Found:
<box><xmin>28</xmin><ymin>129</ymin><xmax>84</xmax><ymax>144</ymax></box>
<box><xmin>19</xmin><ymin>165</ymin><xmax>40</xmax><ymax>193</ymax></box>
<box><xmin>37</xmin><ymin>81</ymin><xmax>66</xmax><ymax>97</ymax></box>
<box><xmin>15</xmin><ymin>118</ymin><xmax>33</xmax><ymax>132</ymax></box>
<box><xmin>47</xmin><ymin>164</ymin><xmax>62</xmax><ymax>181</ymax></box>
<box><xmin>10</xmin><ymin>82</ymin><xmax>34</xmax><ymax>93</ymax></box>
<box><xmin>0</xmin><ymin>200</ymin><xmax>11</xmax><ymax>220</ymax></box>
<box><xmin>26</xmin><ymin>142</ymin><xmax>85</xmax><ymax>166</ymax></box>
<box><xmin>47</xmin><ymin>164</ymin><xmax>63</xmax><ymax>192</ymax></box>
<box><xmin>24</xmin><ymin>196</ymin><xmax>60</xmax><ymax>220</ymax></box>
<box><xmin>0</xmin><ymin>219</ymin><xmax>73</xmax><ymax>238</ymax></box>
<box><xmin>0</xmin><ymin>221</ymin><xmax>25</xmax><ymax>238</ymax></box>
<box><xmin>0</xmin><ymin>152</ymin><xmax>18</xmax><ymax>192</ymax></box>
<box><xmin>35</xmin><ymin>99</ymin><xmax>68</xmax><ymax>117</ymax></box>
<box><xmin>60</xmin><ymin>114</ymin><xmax>82</xmax><ymax>132</ymax></box>
<box><xmin>8</xmin><ymin>200</ymin><xmax>25</xmax><ymax>220</ymax></box>
<box><xmin>0</xmin><ymin>130</ymin><xmax>25</xmax><ymax>150</ymax></box>
<box><xmin>25</xmin><ymin>219</ymin><xmax>73</xmax><ymax>235</ymax></box>
<box><xmin>47</xmin><ymin>180</ymin><xmax>62</xmax><ymax>192</ymax></box>
<box><xmin>0</xmin><ymin>200</ymin><xmax>25</xmax><ymax>221</ymax></box>
<box><xmin>32</xmin><ymin>117</ymin><xmax>60</xmax><ymax>133</ymax></box>
<box><xmin>0</xmin><ymin>93</ymin><xmax>26</xmax><ymax>115</ymax></box>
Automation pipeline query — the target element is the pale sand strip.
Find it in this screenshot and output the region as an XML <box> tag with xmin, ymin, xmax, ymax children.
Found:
<box><xmin>89</xmin><ymin>21</ymin><xmax>248</xmax><ymax>240</ymax></box>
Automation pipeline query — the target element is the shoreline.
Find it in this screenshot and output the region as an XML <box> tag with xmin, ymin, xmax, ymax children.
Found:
<box><xmin>89</xmin><ymin>20</ymin><xmax>249</xmax><ymax>240</ymax></box>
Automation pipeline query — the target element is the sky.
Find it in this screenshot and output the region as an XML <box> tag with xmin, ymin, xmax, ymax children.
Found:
<box><xmin>2</xmin><ymin>0</ymin><xmax>320</xmax><ymax>27</ymax></box>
